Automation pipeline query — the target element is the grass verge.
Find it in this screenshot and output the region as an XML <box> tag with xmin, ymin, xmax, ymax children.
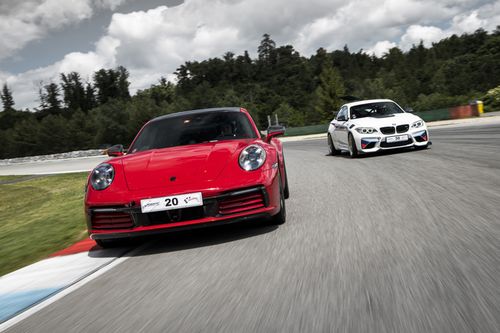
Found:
<box><xmin>0</xmin><ymin>172</ymin><xmax>89</xmax><ymax>276</ymax></box>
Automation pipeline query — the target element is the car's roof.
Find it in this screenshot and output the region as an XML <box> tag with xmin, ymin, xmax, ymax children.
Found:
<box><xmin>150</xmin><ymin>107</ymin><xmax>242</xmax><ymax>123</ymax></box>
<box><xmin>343</xmin><ymin>99</ymin><xmax>395</xmax><ymax>108</ymax></box>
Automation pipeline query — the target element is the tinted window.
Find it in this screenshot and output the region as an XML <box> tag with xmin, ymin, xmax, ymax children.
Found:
<box><xmin>129</xmin><ymin>111</ymin><xmax>257</xmax><ymax>153</ymax></box>
<box><xmin>336</xmin><ymin>106</ymin><xmax>347</xmax><ymax>120</ymax></box>
<box><xmin>350</xmin><ymin>102</ymin><xmax>404</xmax><ymax>119</ymax></box>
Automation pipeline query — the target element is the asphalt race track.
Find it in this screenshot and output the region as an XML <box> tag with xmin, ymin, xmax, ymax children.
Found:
<box><xmin>7</xmin><ymin>124</ymin><xmax>500</xmax><ymax>332</ymax></box>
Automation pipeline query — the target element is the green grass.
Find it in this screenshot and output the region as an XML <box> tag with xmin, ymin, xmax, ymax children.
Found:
<box><xmin>0</xmin><ymin>173</ymin><xmax>89</xmax><ymax>276</ymax></box>
<box><xmin>0</xmin><ymin>175</ymin><xmax>28</xmax><ymax>183</ymax></box>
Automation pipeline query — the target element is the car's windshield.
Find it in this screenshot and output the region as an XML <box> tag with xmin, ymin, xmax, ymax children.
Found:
<box><xmin>129</xmin><ymin>111</ymin><xmax>257</xmax><ymax>153</ymax></box>
<box><xmin>350</xmin><ymin>102</ymin><xmax>404</xmax><ymax>119</ymax></box>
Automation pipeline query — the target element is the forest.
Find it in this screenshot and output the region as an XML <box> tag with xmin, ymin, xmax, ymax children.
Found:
<box><xmin>1</xmin><ymin>28</ymin><xmax>500</xmax><ymax>158</ymax></box>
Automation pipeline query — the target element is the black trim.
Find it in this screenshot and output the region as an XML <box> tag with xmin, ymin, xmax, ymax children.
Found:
<box><xmin>380</xmin><ymin>126</ymin><xmax>395</xmax><ymax>135</ymax></box>
<box><xmin>380</xmin><ymin>139</ymin><xmax>414</xmax><ymax>148</ymax></box>
<box><xmin>214</xmin><ymin>186</ymin><xmax>265</xmax><ymax>200</ymax></box>
<box><xmin>150</xmin><ymin>107</ymin><xmax>242</xmax><ymax>123</ymax></box>
<box><xmin>91</xmin><ymin>212</ymin><xmax>271</xmax><ymax>240</ymax></box>
<box><xmin>396</xmin><ymin>124</ymin><xmax>409</xmax><ymax>133</ymax></box>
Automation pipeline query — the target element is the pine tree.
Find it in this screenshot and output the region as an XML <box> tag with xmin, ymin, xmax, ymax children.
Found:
<box><xmin>1</xmin><ymin>83</ymin><xmax>15</xmax><ymax>112</ymax></box>
<box><xmin>38</xmin><ymin>82</ymin><xmax>62</xmax><ymax>116</ymax></box>
<box><xmin>313</xmin><ymin>63</ymin><xmax>345</xmax><ymax>123</ymax></box>
<box><xmin>60</xmin><ymin>72</ymin><xmax>86</xmax><ymax>111</ymax></box>
<box><xmin>258</xmin><ymin>33</ymin><xmax>276</xmax><ymax>63</ymax></box>
<box><xmin>93</xmin><ymin>66</ymin><xmax>131</xmax><ymax>104</ymax></box>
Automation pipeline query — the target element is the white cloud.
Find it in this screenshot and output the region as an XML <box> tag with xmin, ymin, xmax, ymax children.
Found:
<box><xmin>366</xmin><ymin>41</ymin><xmax>398</xmax><ymax>57</ymax></box>
<box><xmin>450</xmin><ymin>10</ymin><xmax>487</xmax><ymax>33</ymax></box>
<box><xmin>2</xmin><ymin>0</ymin><xmax>500</xmax><ymax>109</ymax></box>
<box><xmin>0</xmin><ymin>0</ymin><xmax>128</xmax><ymax>61</ymax></box>
<box><xmin>400</xmin><ymin>25</ymin><xmax>446</xmax><ymax>50</ymax></box>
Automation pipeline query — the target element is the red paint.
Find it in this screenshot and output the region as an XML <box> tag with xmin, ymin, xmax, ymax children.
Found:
<box><xmin>50</xmin><ymin>238</ymin><xmax>97</xmax><ymax>257</ymax></box>
<box><xmin>449</xmin><ymin>105</ymin><xmax>479</xmax><ymax>119</ymax></box>
<box><xmin>85</xmin><ymin>108</ymin><xmax>286</xmax><ymax>239</ymax></box>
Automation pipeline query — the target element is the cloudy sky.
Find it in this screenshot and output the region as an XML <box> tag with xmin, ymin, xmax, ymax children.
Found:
<box><xmin>1</xmin><ymin>0</ymin><xmax>499</xmax><ymax>109</ymax></box>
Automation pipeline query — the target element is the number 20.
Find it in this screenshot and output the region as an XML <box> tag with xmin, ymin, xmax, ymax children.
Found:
<box><xmin>165</xmin><ymin>198</ymin><xmax>179</xmax><ymax>206</ymax></box>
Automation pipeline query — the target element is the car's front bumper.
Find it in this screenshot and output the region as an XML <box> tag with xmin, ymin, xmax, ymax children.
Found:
<box><xmin>355</xmin><ymin>129</ymin><xmax>429</xmax><ymax>153</ymax></box>
<box><xmin>87</xmin><ymin>180</ymin><xmax>281</xmax><ymax>240</ymax></box>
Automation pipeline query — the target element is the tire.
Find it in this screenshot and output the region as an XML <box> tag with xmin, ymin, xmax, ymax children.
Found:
<box><xmin>270</xmin><ymin>170</ymin><xmax>286</xmax><ymax>225</ymax></box>
<box><xmin>348</xmin><ymin>133</ymin><xmax>358</xmax><ymax>158</ymax></box>
<box><xmin>328</xmin><ymin>134</ymin><xmax>340</xmax><ymax>155</ymax></box>
<box><xmin>283</xmin><ymin>159</ymin><xmax>290</xmax><ymax>199</ymax></box>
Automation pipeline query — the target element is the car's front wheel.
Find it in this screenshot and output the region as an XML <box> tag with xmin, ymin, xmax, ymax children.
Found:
<box><xmin>270</xmin><ymin>170</ymin><xmax>286</xmax><ymax>225</ymax></box>
<box><xmin>348</xmin><ymin>133</ymin><xmax>358</xmax><ymax>158</ymax></box>
<box><xmin>283</xmin><ymin>163</ymin><xmax>290</xmax><ymax>199</ymax></box>
<box><xmin>328</xmin><ymin>134</ymin><xmax>340</xmax><ymax>155</ymax></box>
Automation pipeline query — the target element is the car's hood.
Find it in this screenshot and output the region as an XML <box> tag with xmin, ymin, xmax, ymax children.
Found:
<box><xmin>121</xmin><ymin>140</ymin><xmax>251</xmax><ymax>191</ymax></box>
<box><xmin>349</xmin><ymin>113</ymin><xmax>421</xmax><ymax>128</ymax></box>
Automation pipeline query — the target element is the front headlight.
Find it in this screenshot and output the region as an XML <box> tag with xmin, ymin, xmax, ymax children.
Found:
<box><xmin>412</xmin><ymin>120</ymin><xmax>424</xmax><ymax>128</ymax></box>
<box><xmin>90</xmin><ymin>163</ymin><xmax>114</xmax><ymax>190</ymax></box>
<box><xmin>355</xmin><ymin>127</ymin><xmax>378</xmax><ymax>134</ymax></box>
<box><xmin>239</xmin><ymin>145</ymin><xmax>266</xmax><ymax>171</ymax></box>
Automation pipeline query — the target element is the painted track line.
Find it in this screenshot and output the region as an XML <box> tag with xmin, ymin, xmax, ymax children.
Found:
<box><xmin>0</xmin><ymin>242</ymin><xmax>150</xmax><ymax>332</ymax></box>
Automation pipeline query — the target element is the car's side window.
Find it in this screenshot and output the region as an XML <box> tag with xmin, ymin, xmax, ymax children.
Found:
<box><xmin>336</xmin><ymin>106</ymin><xmax>347</xmax><ymax>121</ymax></box>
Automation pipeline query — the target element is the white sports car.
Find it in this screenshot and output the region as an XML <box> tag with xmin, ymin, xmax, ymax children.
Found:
<box><xmin>327</xmin><ymin>99</ymin><xmax>430</xmax><ymax>157</ymax></box>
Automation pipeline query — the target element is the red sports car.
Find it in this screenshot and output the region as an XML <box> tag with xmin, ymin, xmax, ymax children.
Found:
<box><xmin>85</xmin><ymin>107</ymin><xmax>289</xmax><ymax>247</ymax></box>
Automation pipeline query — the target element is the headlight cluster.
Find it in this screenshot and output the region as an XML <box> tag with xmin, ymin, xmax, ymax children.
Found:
<box><xmin>355</xmin><ymin>127</ymin><xmax>378</xmax><ymax>134</ymax></box>
<box><xmin>412</xmin><ymin>120</ymin><xmax>424</xmax><ymax>128</ymax></box>
<box><xmin>90</xmin><ymin>163</ymin><xmax>114</xmax><ymax>190</ymax></box>
<box><xmin>239</xmin><ymin>145</ymin><xmax>266</xmax><ymax>171</ymax></box>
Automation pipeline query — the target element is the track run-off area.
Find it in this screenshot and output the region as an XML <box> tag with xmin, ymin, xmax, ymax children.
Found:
<box><xmin>4</xmin><ymin>122</ymin><xmax>500</xmax><ymax>332</ymax></box>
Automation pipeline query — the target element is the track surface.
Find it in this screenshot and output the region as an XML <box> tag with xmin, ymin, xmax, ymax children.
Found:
<box><xmin>8</xmin><ymin>124</ymin><xmax>500</xmax><ymax>332</ymax></box>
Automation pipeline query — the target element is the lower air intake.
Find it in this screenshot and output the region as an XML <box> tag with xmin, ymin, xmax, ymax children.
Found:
<box><xmin>91</xmin><ymin>212</ymin><xmax>134</xmax><ymax>229</ymax></box>
<box><xmin>218</xmin><ymin>192</ymin><xmax>266</xmax><ymax>215</ymax></box>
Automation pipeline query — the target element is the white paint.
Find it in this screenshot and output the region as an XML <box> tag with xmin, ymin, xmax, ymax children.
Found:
<box><xmin>0</xmin><ymin>243</ymin><xmax>149</xmax><ymax>332</ymax></box>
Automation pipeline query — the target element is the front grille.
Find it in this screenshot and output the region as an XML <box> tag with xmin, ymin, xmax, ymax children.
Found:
<box><xmin>396</xmin><ymin>124</ymin><xmax>409</xmax><ymax>133</ymax></box>
<box><xmin>90</xmin><ymin>187</ymin><xmax>268</xmax><ymax>229</ymax></box>
<box><xmin>219</xmin><ymin>192</ymin><xmax>266</xmax><ymax>215</ymax></box>
<box><xmin>380</xmin><ymin>139</ymin><xmax>413</xmax><ymax>148</ymax></box>
<box><xmin>144</xmin><ymin>206</ymin><xmax>207</xmax><ymax>225</ymax></box>
<box><xmin>92</xmin><ymin>212</ymin><xmax>134</xmax><ymax>229</ymax></box>
<box><xmin>380</xmin><ymin>126</ymin><xmax>395</xmax><ymax>135</ymax></box>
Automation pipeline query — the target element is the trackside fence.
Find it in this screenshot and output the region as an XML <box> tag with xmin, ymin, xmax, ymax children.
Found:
<box><xmin>283</xmin><ymin>102</ymin><xmax>482</xmax><ymax>137</ymax></box>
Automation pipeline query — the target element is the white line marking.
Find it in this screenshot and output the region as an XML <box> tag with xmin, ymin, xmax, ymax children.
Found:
<box><xmin>0</xmin><ymin>242</ymin><xmax>150</xmax><ymax>332</ymax></box>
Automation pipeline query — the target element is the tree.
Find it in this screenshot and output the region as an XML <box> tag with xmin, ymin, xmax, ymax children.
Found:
<box><xmin>93</xmin><ymin>66</ymin><xmax>131</xmax><ymax>105</ymax></box>
<box><xmin>275</xmin><ymin>102</ymin><xmax>305</xmax><ymax>127</ymax></box>
<box><xmin>1</xmin><ymin>83</ymin><xmax>15</xmax><ymax>112</ymax></box>
<box><xmin>84</xmin><ymin>82</ymin><xmax>97</xmax><ymax>111</ymax></box>
<box><xmin>257</xmin><ymin>33</ymin><xmax>276</xmax><ymax>64</ymax></box>
<box><xmin>38</xmin><ymin>82</ymin><xmax>62</xmax><ymax>116</ymax></box>
<box><xmin>313</xmin><ymin>63</ymin><xmax>345</xmax><ymax>123</ymax></box>
<box><xmin>136</xmin><ymin>78</ymin><xmax>175</xmax><ymax>106</ymax></box>
<box><xmin>60</xmin><ymin>72</ymin><xmax>86</xmax><ymax>111</ymax></box>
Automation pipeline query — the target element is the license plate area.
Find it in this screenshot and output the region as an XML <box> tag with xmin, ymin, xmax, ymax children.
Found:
<box><xmin>141</xmin><ymin>192</ymin><xmax>203</xmax><ymax>213</ymax></box>
<box><xmin>386</xmin><ymin>135</ymin><xmax>408</xmax><ymax>143</ymax></box>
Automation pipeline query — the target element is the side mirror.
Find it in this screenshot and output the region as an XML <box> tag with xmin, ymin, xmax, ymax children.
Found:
<box><xmin>107</xmin><ymin>144</ymin><xmax>125</xmax><ymax>157</ymax></box>
<box><xmin>266</xmin><ymin>125</ymin><xmax>285</xmax><ymax>143</ymax></box>
<box><xmin>404</xmin><ymin>107</ymin><xmax>414</xmax><ymax>113</ymax></box>
<box><xmin>337</xmin><ymin>115</ymin><xmax>347</xmax><ymax>122</ymax></box>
